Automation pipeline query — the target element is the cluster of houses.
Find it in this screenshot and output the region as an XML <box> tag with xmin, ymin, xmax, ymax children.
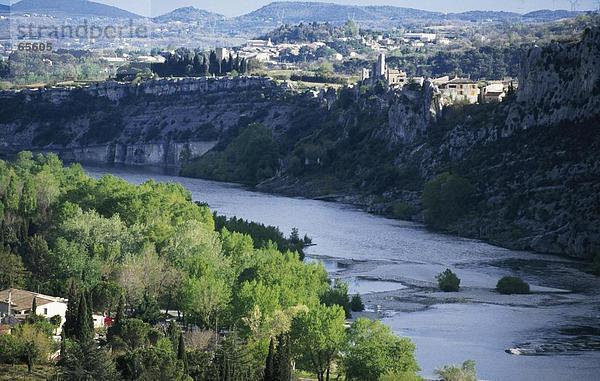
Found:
<box><xmin>361</xmin><ymin>53</ymin><xmax>516</xmax><ymax>104</ymax></box>
<box><xmin>364</xmin><ymin>32</ymin><xmax>450</xmax><ymax>50</ymax></box>
<box><xmin>0</xmin><ymin>288</ymin><xmax>108</xmax><ymax>338</ymax></box>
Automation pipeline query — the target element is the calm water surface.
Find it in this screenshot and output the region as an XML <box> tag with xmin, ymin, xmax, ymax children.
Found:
<box><xmin>85</xmin><ymin>165</ymin><xmax>600</xmax><ymax>381</ymax></box>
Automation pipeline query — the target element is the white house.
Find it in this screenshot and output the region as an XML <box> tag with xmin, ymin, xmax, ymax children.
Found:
<box><xmin>0</xmin><ymin>288</ymin><xmax>68</xmax><ymax>331</ymax></box>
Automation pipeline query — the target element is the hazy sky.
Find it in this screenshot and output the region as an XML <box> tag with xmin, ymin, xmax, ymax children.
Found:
<box><xmin>7</xmin><ymin>0</ymin><xmax>600</xmax><ymax>17</ymax></box>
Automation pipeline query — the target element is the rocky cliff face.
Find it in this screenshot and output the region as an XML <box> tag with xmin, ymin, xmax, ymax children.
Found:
<box><xmin>383</xmin><ymin>81</ymin><xmax>443</xmax><ymax>145</ymax></box>
<box><xmin>0</xmin><ymin>76</ymin><xmax>301</xmax><ymax>166</ymax></box>
<box><xmin>505</xmin><ymin>27</ymin><xmax>600</xmax><ymax>135</ymax></box>
<box><xmin>405</xmin><ymin>27</ymin><xmax>600</xmax><ymax>258</ymax></box>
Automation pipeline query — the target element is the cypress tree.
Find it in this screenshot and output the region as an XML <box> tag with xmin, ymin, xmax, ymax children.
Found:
<box><xmin>201</xmin><ymin>55</ymin><xmax>208</xmax><ymax>76</ymax></box>
<box><xmin>87</xmin><ymin>290</ymin><xmax>94</xmax><ymax>322</ymax></box>
<box><xmin>274</xmin><ymin>334</ymin><xmax>292</xmax><ymax>381</ymax></box>
<box><xmin>209</xmin><ymin>51</ymin><xmax>219</xmax><ymax>75</ymax></box>
<box><xmin>221</xmin><ymin>58</ymin><xmax>228</xmax><ymax>75</ymax></box>
<box><xmin>77</xmin><ymin>293</ymin><xmax>93</xmax><ymax>343</ymax></box>
<box><xmin>177</xmin><ymin>333</ymin><xmax>188</xmax><ymax>374</ymax></box>
<box><xmin>107</xmin><ymin>292</ymin><xmax>125</xmax><ymax>341</ymax></box>
<box><xmin>166</xmin><ymin>320</ymin><xmax>179</xmax><ymax>352</ymax></box>
<box><xmin>263</xmin><ymin>337</ymin><xmax>275</xmax><ymax>381</ymax></box>
<box><xmin>234</xmin><ymin>54</ymin><xmax>241</xmax><ymax>72</ymax></box>
<box><xmin>59</xmin><ymin>329</ymin><xmax>67</xmax><ymax>365</ymax></box>
<box><xmin>63</xmin><ymin>281</ymin><xmax>80</xmax><ymax>339</ymax></box>
<box><xmin>29</xmin><ymin>296</ymin><xmax>37</xmax><ymax>319</ymax></box>
<box><xmin>227</xmin><ymin>52</ymin><xmax>234</xmax><ymax>72</ymax></box>
<box><xmin>114</xmin><ymin>293</ymin><xmax>125</xmax><ymax>325</ymax></box>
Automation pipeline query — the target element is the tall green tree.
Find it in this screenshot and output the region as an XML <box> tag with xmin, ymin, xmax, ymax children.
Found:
<box><xmin>76</xmin><ymin>293</ymin><xmax>94</xmax><ymax>343</ymax></box>
<box><xmin>0</xmin><ymin>248</ymin><xmax>28</xmax><ymax>289</ymax></box>
<box><xmin>263</xmin><ymin>337</ymin><xmax>275</xmax><ymax>381</ymax></box>
<box><xmin>63</xmin><ymin>281</ymin><xmax>80</xmax><ymax>340</ymax></box>
<box><xmin>344</xmin><ymin>318</ymin><xmax>419</xmax><ymax>381</ymax></box>
<box><xmin>178</xmin><ymin>333</ymin><xmax>188</xmax><ymax>374</ymax></box>
<box><xmin>291</xmin><ymin>304</ymin><xmax>346</xmax><ymax>381</ymax></box>
<box><xmin>274</xmin><ymin>334</ymin><xmax>292</xmax><ymax>381</ymax></box>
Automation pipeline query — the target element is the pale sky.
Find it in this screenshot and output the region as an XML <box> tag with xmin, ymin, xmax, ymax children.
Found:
<box><xmin>6</xmin><ymin>0</ymin><xmax>600</xmax><ymax>17</ymax></box>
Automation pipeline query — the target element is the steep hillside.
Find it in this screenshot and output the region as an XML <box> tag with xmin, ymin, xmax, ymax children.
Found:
<box><xmin>256</xmin><ymin>27</ymin><xmax>600</xmax><ymax>259</ymax></box>
<box><xmin>0</xmin><ymin>77</ymin><xmax>308</xmax><ymax>166</ymax></box>
<box><xmin>11</xmin><ymin>0</ymin><xmax>140</xmax><ymax>18</ymax></box>
<box><xmin>0</xmin><ymin>27</ymin><xmax>598</xmax><ymax>260</ymax></box>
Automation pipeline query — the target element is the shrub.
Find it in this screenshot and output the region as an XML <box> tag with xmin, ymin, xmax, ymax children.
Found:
<box><xmin>350</xmin><ymin>294</ymin><xmax>365</xmax><ymax>312</ymax></box>
<box><xmin>436</xmin><ymin>269</ymin><xmax>461</xmax><ymax>292</ymax></box>
<box><xmin>391</xmin><ymin>202</ymin><xmax>416</xmax><ymax>220</ymax></box>
<box><xmin>379</xmin><ymin>371</ymin><xmax>423</xmax><ymax>381</ymax></box>
<box><xmin>422</xmin><ymin>172</ymin><xmax>475</xmax><ymax>229</ymax></box>
<box><xmin>435</xmin><ymin>360</ymin><xmax>477</xmax><ymax>381</ymax></box>
<box><xmin>0</xmin><ymin>334</ymin><xmax>22</xmax><ymax>365</ymax></box>
<box><xmin>592</xmin><ymin>253</ymin><xmax>600</xmax><ymax>276</ymax></box>
<box><xmin>496</xmin><ymin>276</ymin><xmax>530</xmax><ymax>295</ymax></box>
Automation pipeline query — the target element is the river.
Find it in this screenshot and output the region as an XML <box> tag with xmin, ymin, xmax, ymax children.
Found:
<box><xmin>85</xmin><ymin>165</ymin><xmax>600</xmax><ymax>381</ymax></box>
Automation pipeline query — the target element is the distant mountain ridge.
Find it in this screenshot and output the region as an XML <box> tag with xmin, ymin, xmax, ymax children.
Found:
<box><xmin>239</xmin><ymin>1</ymin><xmax>440</xmax><ymax>25</ymax></box>
<box><xmin>3</xmin><ymin>1</ymin><xmax>586</xmax><ymax>28</ymax></box>
<box><xmin>237</xmin><ymin>2</ymin><xmax>583</xmax><ymax>25</ymax></box>
<box><xmin>152</xmin><ymin>6</ymin><xmax>226</xmax><ymax>23</ymax></box>
<box><xmin>11</xmin><ymin>0</ymin><xmax>141</xmax><ymax>18</ymax></box>
<box><xmin>522</xmin><ymin>9</ymin><xmax>583</xmax><ymax>21</ymax></box>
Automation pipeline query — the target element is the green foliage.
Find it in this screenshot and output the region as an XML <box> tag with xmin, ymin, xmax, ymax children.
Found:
<box><xmin>133</xmin><ymin>294</ymin><xmax>162</xmax><ymax>324</ymax></box>
<box><xmin>391</xmin><ymin>202</ymin><xmax>416</xmax><ymax>220</ymax></box>
<box><xmin>74</xmin><ymin>292</ymin><xmax>94</xmax><ymax>343</ymax></box>
<box><xmin>291</xmin><ymin>304</ymin><xmax>346</xmax><ymax>381</ymax></box>
<box><xmin>350</xmin><ymin>294</ymin><xmax>365</xmax><ymax>312</ymax></box>
<box><xmin>423</xmin><ymin>173</ymin><xmax>475</xmax><ymax>229</ymax></box>
<box><xmin>320</xmin><ymin>279</ymin><xmax>351</xmax><ymax>317</ymax></box>
<box><xmin>345</xmin><ymin>318</ymin><xmax>419</xmax><ymax>381</ymax></box>
<box><xmin>114</xmin><ymin>319</ymin><xmax>151</xmax><ymax>350</ymax></box>
<box><xmin>592</xmin><ymin>253</ymin><xmax>600</xmax><ymax>276</ymax></box>
<box><xmin>436</xmin><ymin>269</ymin><xmax>461</xmax><ymax>292</ymax></box>
<box><xmin>0</xmin><ymin>247</ymin><xmax>28</xmax><ymax>289</ymax></box>
<box><xmin>182</xmin><ymin>123</ymin><xmax>280</xmax><ymax>185</ymax></box>
<box><xmin>12</xmin><ymin>323</ymin><xmax>54</xmax><ymax>373</ymax></box>
<box><xmin>435</xmin><ymin>360</ymin><xmax>477</xmax><ymax>381</ymax></box>
<box><xmin>496</xmin><ymin>276</ymin><xmax>530</xmax><ymax>295</ymax></box>
<box><xmin>379</xmin><ymin>371</ymin><xmax>424</xmax><ymax>381</ymax></box>
<box><xmin>215</xmin><ymin>214</ymin><xmax>310</xmax><ymax>259</ymax></box>
<box><xmin>116</xmin><ymin>338</ymin><xmax>187</xmax><ymax>381</ymax></box>
<box><xmin>61</xmin><ymin>339</ymin><xmax>119</xmax><ymax>381</ymax></box>
<box><xmin>0</xmin><ymin>334</ymin><xmax>23</xmax><ymax>365</ymax></box>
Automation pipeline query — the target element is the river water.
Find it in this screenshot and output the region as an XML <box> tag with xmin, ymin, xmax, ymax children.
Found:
<box><xmin>85</xmin><ymin>165</ymin><xmax>600</xmax><ymax>381</ymax></box>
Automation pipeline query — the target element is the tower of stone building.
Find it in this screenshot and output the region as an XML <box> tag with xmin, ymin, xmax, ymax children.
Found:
<box><xmin>375</xmin><ymin>53</ymin><xmax>386</xmax><ymax>78</ymax></box>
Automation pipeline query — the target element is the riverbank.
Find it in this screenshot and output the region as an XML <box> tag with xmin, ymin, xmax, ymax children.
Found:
<box><xmin>84</xmin><ymin>164</ymin><xmax>600</xmax><ymax>380</ymax></box>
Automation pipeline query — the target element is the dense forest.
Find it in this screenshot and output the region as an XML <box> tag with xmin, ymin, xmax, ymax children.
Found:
<box><xmin>0</xmin><ymin>153</ymin><xmax>425</xmax><ymax>380</ymax></box>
